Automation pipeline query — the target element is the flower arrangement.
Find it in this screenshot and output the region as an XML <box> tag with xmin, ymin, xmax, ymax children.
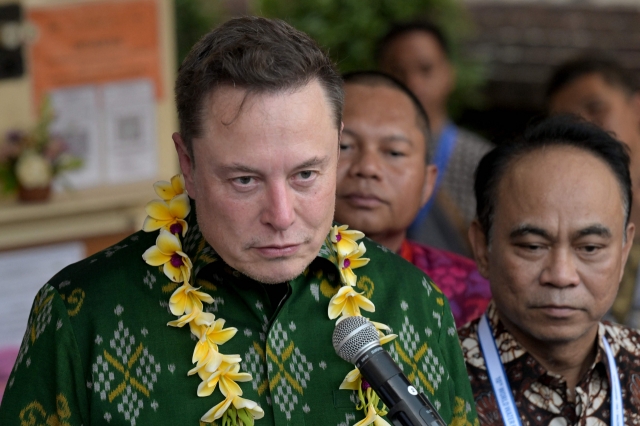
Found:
<box><xmin>142</xmin><ymin>175</ymin><xmax>396</xmax><ymax>425</ymax></box>
<box><xmin>0</xmin><ymin>98</ymin><xmax>82</xmax><ymax>200</ymax></box>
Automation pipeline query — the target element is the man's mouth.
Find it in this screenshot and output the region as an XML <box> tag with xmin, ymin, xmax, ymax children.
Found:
<box><xmin>340</xmin><ymin>192</ymin><xmax>385</xmax><ymax>208</ymax></box>
<box><xmin>252</xmin><ymin>244</ymin><xmax>302</xmax><ymax>258</ymax></box>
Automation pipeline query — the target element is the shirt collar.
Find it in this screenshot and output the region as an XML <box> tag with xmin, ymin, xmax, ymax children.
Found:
<box><xmin>485</xmin><ymin>301</ymin><xmax>609</xmax><ymax>385</ymax></box>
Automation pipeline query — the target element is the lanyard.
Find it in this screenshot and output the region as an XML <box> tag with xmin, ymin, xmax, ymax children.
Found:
<box><xmin>409</xmin><ymin>123</ymin><xmax>458</xmax><ymax>229</ymax></box>
<box><xmin>478</xmin><ymin>314</ymin><xmax>623</xmax><ymax>426</ymax></box>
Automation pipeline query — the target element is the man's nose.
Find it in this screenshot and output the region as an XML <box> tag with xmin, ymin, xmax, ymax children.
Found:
<box><xmin>261</xmin><ymin>181</ymin><xmax>295</xmax><ymax>231</ymax></box>
<box><xmin>351</xmin><ymin>148</ymin><xmax>381</xmax><ymax>179</ymax></box>
<box><xmin>540</xmin><ymin>248</ymin><xmax>580</xmax><ymax>288</ymax></box>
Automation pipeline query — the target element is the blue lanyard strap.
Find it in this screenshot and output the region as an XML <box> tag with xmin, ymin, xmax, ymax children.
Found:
<box><xmin>478</xmin><ymin>315</ymin><xmax>522</xmax><ymax>426</ymax></box>
<box><xmin>478</xmin><ymin>315</ymin><xmax>623</xmax><ymax>426</ymax></box>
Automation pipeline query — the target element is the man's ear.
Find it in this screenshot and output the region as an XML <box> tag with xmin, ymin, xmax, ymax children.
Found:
<box><xmin>173</xmin><ymin>132</ymin><xmax>196</xmax><ymax>197</ymax></box>
<box><xmin>468</xmin><ymin>220</ymin><xmax>490</xmax><ymax>278</ymax></box>
<box><xmin>420</xmin><ymin>165</ymin><xmax>438</xmax><ymax>207</ymax></box>
<box><xmin>621</xmin><ymin>222</ymin><xmax>636</xmax><ymax>281</ymax></box>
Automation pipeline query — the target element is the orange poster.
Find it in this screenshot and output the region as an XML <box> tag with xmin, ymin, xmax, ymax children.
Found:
<box><xmin>28</xmin><ymin>0</ymin><xmax>163</xmax><ymax>105</ymax></box>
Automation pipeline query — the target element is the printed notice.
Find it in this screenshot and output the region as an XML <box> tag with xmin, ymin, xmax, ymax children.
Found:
<box><xmin>104</xmin><ymin>79</ymin><xmax>158</xmax><ymax>184</ymax></box>
<box><xmin>28</xmin><ymin>0</ymin><xmax>162</xmax><ymax>106</ymax></box>
<box><xmin>50</xmin><ymin>85</ymin><xmax>103</xmax><ymax>190</ymax></box>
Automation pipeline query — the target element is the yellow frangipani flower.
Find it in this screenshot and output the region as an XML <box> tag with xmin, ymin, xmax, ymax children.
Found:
<box><xmin>190</xmin><ymin>350</ymin><xmax>241</xmax><ymax>379</ymax></box>
<box><xmin>197</xmin><ymin>362</ymin><xmax>252</xmax><ymax>398</ymax></box>
<box><xmin>339</xmin><ymin>367</ymin><xmax>362</xmax><ymax>391</ymax></box>
<box><xmin>201</xmin><ymin>393</ymin><xmax>233</xmax><ymax>423</ymax></box>
<box><xmin>328</xmin><ymin>286</ymin><xmax>375</xmax><ymax>319</ymax></box>
<box><xmin>354</xmin><ymin>404</ymin><xmax>391</xmax><ymax>426</ymax></box>
<box><xmin>142</xmin><ymin>229</ymin><xmax>193</xmax><ymax>283</ymax></box>
<box><xmin>371</xmin><ymin>321</ymin><xmax>398</xmax><ymax>345</ymax></box>
<box><xmin>154</xmin><ymin>174</ymin><xmax>186</xmax><ymax>201</ymax></box>
<box><xmin>232</xmin><ymin>395</ymin><xmax>265</xmax><ymax>421</ymax></box>
<box><xmin>142</xmin><ymin>193</ymin><xmax>191</xmax><ymax>237</ymax></box>
<box><xmin>190</xmin><ymin>317</ymin><xmax>237</xmax><ymax>365</ymax></box>
<box><xmin>169</xmin><ymin>283</ymin><xmax>213</xmax><ymax>317</ymax></box>
<box><xmin>330</xmin><ymin>224</ymin><xmax>365</xmax><ymax>257</ymax></box>
<box><xmin>200</xmin><ymin>393</ymin><xmax>266</xmax><ymax>423</ymax></box>
<box><xmin>339</xmin><ymin>242</ymin><xmax>370</xmax><ymax>287</ymax></box>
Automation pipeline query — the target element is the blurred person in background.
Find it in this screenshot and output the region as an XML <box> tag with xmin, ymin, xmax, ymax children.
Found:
<box><xmin>335</xmin><ymin>71</ymin><xmax>491</xmax><ymax>327</ymax></box>
<box><xmin>377</xmin><ymin>21</ymin><xmax>493</xmax><ymax>257</ymax></box>
<box><xmin>547</xmin><ymin>56</ymin><xmax>640</xmax><ymax>328</ymax></box>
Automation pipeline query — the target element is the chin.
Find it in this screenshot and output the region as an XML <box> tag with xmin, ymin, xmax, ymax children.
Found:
<box><xmin>239</xmin><ymin>258</ymin><xmax>311</xmax><ymax>284</ymax></box>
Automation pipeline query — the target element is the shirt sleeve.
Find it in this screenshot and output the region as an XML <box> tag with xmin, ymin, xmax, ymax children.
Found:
<box><xmin>437</xmin><ymin>296</ymin><xmax>480</xmax><ymax>426</ymax></box>
<box><xmin>0</xmin><ymin>284</ymin><xmax>89</xmax><ymax>425</ymax></box>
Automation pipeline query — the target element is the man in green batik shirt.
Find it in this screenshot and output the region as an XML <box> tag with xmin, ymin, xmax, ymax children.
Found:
<box><xmin>0</xmin><ymin>17</ymin><xmax>478</xmax><ymax>426</ymax></box>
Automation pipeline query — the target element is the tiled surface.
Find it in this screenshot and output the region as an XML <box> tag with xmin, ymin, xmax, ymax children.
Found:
<box><xmin>464</xmin><ymin>2</ymin><xmax>640</xmax><ymax>109</ymax></box>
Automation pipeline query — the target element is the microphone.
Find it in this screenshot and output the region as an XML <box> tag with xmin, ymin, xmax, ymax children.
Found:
<box><xmin>332</xmin><ymin>316</ymin><xmax>446</xmax><ymax>426</ymax></box>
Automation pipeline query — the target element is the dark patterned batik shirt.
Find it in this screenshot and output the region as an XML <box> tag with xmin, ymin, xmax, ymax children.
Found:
<box><xmin>459</xmin><ymin>302</ymin><xmax>640</xmax><ymax>425</ymax></box>
<box><xmin>0</xmin><ymin>205</ymin><xmax>478</xmax><ymax>426</ymax></box>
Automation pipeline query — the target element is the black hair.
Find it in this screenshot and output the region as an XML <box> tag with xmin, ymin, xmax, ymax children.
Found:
<box><xmin>546</xmin><ymin>55</ymin><xmax>638</xmax><ymax>103</ymax></box>
<box><xmin>375</xmin><ymin>20</ymin><xmax>450</xmax><ymax>63</ymax></box>
<box><xmin>475</xmin><ymin>115</ymin><xmax>632</xmax><ymax>239</ymax></box>
<box><xmin>342</xmin><ymin>71</ymin><xmax>431</xmax><ymax>161</ymax></box>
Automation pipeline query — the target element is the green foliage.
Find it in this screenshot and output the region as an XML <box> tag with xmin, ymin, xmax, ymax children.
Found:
<box><xmin>252</xmin><ymin>0</ymin><xmax>485</xmax><ymax>116</ymax></box>
<box><xmin>173</xmin><ymin>0</ymin><xmax>486</xmax><ymax>115</ymax></box>
<box><xmin>174</xmin><ymin>0</ymin><xmax>228</xmax><ymax>65</ymax></box>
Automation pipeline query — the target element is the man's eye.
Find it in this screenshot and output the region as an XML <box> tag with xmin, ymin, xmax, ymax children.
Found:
<box><xmin>233</xmin><ymin>176</ymin><xmax>253</xmax><ymax>185</ymax></box>
<box><xmin>339</xmin><ymin>143</ymin><xmax>351</xmax><ymax>151</ymax></box>
<box><xmin>581</xmin><ymin>245</ymin><xmax>601</xmax><ymax>254</ymax></box>
<box><xmin>298</xmin><ymin>171</ymin><xmax>314</xmax><ymax>179</ymax></box>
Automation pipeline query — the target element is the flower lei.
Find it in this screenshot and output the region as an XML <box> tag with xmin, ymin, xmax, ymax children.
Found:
<box><xmin>141</xmin><ymin>174</ymin><xmax>264</xmax><ymax>425</ymax></box>
<box><xmin>328</xmin><ymin>225</ymin><xmax>397</xmax><ymax>426</ymax></box>
<box><xmin>141</xmin><ymin>175</ymin><xmax>397</xmax><ymax>426</ymax></box>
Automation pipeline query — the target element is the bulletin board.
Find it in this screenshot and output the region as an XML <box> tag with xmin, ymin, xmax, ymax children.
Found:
<box><xmin>28</xmin><ymin>0</ymin><xmax>163</xmax><ymax>106</ymax></box>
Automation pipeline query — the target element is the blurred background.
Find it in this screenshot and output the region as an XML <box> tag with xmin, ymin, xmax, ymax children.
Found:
<box><xmin>1</xmin><ymin>0</ymin><xmax>639</xmax><ymax>400</ymax></box>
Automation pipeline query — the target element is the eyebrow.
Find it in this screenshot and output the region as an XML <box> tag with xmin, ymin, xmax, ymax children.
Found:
<box><xmin>509</xmin><ymin>224</ymin><xmax>552</xmax><ymax>240</ymax></box>
<box><xmin>219</xmin><ymin>156</ymin><xmax>330</xmax><ymax>175</ymax></box>
<box><xmin>508</xmin><ymin>224</ymin><xmax>612</xmax><ymax>240</ymax></box>
<box><xmin>573</xmin><ymin>225</ymin><xmax>612</xmax><ymax>239</ymax></box>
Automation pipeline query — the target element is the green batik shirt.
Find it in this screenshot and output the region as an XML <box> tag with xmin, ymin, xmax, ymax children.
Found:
<box><xmin>0</xmin><ymin>207</ymin><xmax>478</xmax><ymax>426</ymax></box>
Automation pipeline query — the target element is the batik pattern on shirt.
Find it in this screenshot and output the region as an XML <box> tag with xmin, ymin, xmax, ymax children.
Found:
<box><xmin>458</xmin><ymin>302</ymin><xmax>640</xmax><ymax>425</ymax></box>
<box><xmin>399</xmin><ymin>240</ymin><xmax>491</xmax><ymax>328</ymax></box>
<box><xmin>0</xmin><ymin>206</ymin><xmax>478</xmax><ymax>426</ymax></box>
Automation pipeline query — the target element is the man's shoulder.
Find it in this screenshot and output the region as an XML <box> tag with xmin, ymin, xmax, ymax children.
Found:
<box><xmin>46</xmin><ymin>229</ymin><xmax>157</xmax><ymax>293</ymax></box>
<box><xmin>359</xmin><ymin>237</ymin><xmax>429</xmax><ymax>281</ymax></box>
<box><xmin>602</xmin><ymin>320</ymin><xmax>640</xmax><ymax>351</ymax></box>
<box><xmin>407</xmin><ymin>239</ymin><xmax>478</xmax><ymax>270</ymax></box>
<box><xmin>455</xmin><ymin>126</ymin><xmax>494</xmax><ymax>155</ymax></box>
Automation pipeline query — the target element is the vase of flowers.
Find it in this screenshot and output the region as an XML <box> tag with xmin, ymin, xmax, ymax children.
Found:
<box><xmin>0</xmin><ymin>98</ymin><xmax>82</xmax><ymax>202</ymax></box>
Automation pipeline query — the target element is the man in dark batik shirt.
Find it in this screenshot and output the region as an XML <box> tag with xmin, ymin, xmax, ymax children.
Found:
<box><xmin>459</xmin><ymin>115</ymin><xmax>640</xmax><ymax>425</ymax></box>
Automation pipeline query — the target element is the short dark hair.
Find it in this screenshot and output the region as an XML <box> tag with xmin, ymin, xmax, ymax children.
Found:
<box><xmin>175</xmin><ymin>16</ymin><xmax>344</xmax><ymax>155</ymax></box>
<box><xmin>376</xmin><ymin>20</ymin><xmax>450</xmax><ymax>64</ymax></box>
<box><xmin>475</xmin><ymin>115</ymin><xmax>632</xmax><ymax>239</ymax></box>
<box><xmin>546</xmin><ymin>55</ymin><xmax>638</xmax><ymax>103</ymax></box>
<box><xmin>342</xmin><ymin>71</ymin><xmax>431</xmax><ymax>161</ymax></box>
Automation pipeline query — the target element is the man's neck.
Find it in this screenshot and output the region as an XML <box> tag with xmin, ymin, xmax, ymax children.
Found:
<box><xmin>367</xmin><ymin>230</ymin><xmax>406</xmax><ymax>253</ymax></box>
<box><xmin>497</xmin><ymin>312</ymin><xmax>599</xmax><ymax>393</ymax></box>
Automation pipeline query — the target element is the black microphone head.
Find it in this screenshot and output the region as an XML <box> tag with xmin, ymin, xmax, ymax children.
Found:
<box><xmin>332</xmin><ymin>316</ymin><xmax>380</xmax><ymax>363</ymax></box>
